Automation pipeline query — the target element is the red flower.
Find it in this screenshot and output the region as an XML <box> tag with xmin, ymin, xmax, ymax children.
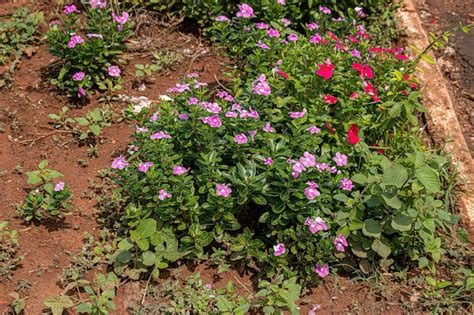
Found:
<box><xmin>323</xmin><ymin>94</ymin><xmax>338</xmax><ymax>104</ymax></box>
<box><xmin>363</xmin><ymin>81</ymin><xmax>380</xmax><ymax>103</ymax></box>
<box><xmin>316</xmin><ymin>63</ymin><xmax>334</xmax><ymax>80</ymax></box>
<box><xmin>276</xmin><ymin>69</ymin><xmax>289</xmax><ymax>80</ymax></box>
<box><xmin>348</xmin><ymin>35</ymin><xmax>359</xmax><ymax>43</ymax></box>
<box><xmin>349</xmin><ymin>92</ymin><xmax>359</xmax><ymax>99</ymax></box>
<box><xmin>352</xmin><ymin>63</ymin><xmax>373</xmax><ymax>79</ymax></box>
<box><xmin>324</xmin><ymin>122</ymin><xmax>336</xmax><ymax>134</ymax></box>
<box><xmin>395</xmin><ymin>54</ymin><xmax>408</xmax><ymax>61</ymax></box>
<box><xmin>348</xmin><ymin>124</ymin><xmax>360</xmax><ymax>145</ymax></box>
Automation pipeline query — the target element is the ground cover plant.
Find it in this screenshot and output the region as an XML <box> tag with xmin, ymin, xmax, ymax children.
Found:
<box><xmin>108</xmin><ymin>2</ymin><xmax>462</xmax><ymax>296</ymax></box>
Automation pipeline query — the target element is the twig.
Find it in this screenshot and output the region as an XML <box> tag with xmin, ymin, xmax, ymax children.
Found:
<box><xmin>141</xmin><ymin>273</ymin><xmax>153</xmax><ymax>306</ymax></box>
<box><xmin>17</xmin><ymin>130</ymin><xmax>72</xmax><ymax>146</ymax></box>
<box><xmin>230</xmin><ymin>273</ymin><xmax>252</xmax><ymax>295</ymax></box>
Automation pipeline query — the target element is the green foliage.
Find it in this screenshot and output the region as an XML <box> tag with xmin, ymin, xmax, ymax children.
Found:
<box><xmin>254</xmin><ymin>276</ymin><xmax>301</xmax><ymax>315</ymax></box>
<box><xmin>0</xmin><ymin>221</ymin><xmax>22</xmax><ymax>280</ymax></box>
<box><xmin>73</xmin><ymin>107</ymin><xmax>113</xmax><ymax>141</ymax></box>
<box><xmin>46</xmin><ymin>1</ymin><xmax>133</xmax><ymax>98</ymax></box>
<box><xmin>19</xmin><ymin>160</ymin><xmax>72</xmax><ymax>222</ymax></box>
<box><xmin>7</xmin><ymin>292</ymin><xmax>27</xmax><ymax>315</ymax></box>
<box><xmin>0</xmin><ymin>7</ymin><xmax>44</xmax><ymax>65</ymax></box>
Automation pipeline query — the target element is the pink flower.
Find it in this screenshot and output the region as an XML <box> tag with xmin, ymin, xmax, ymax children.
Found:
<box><xmin>306</xmin><ymin>22</ymin><xmax>319</xmax><ymax>30</ymax></box>
<box><xmin>350</xmin><ymin>92</ymin><xmax>359</xmax><ymax>99</ymax></box>
<box><xmin>323</xmin><ymin>94</ymin><xmax>338</xmax><ymax>104</ymax></box>
<box><xmin>150</xmin><ymin>131</ymin><xmax>171</xmax><ymax>140</ymax></box>
<box><xmin>67</xmin><ymin>35</ymin><xmax>84</xmax><ymax>49</ymax></box>
<box><xmin>216</xmin><ymin>183</ymin><xmax>232</xmax><ymax>198</ymax></box>
<box><xmin>316</xmin><ymin>63</ymin><xmax>335</xmax><ymax>80</ymax></box>
<box><xmin>273</xmin><ymin>243</ymin><xmax>286</xmax><ymax>256</ymax></box>
<box><xmin>252</xmin><ymin>74</ymin><xmax>271</xmax><ymax>96</ymax></box>
<box><xmin>172</xmin><ymin>165</ymin><xmax>188</xmax><ymax>176</ymax></box>
<box><xmin>355</xmin><ymin>7</ymin><xmax>366</xmax><ymax>18</ymax></box>
<box><xmin>234</xmin><ymin>134</ymin><xmax>248</xmax><ymax>144</ymax></box>
<box><xmin>334</xmin><ymin>234</ymin><xmax>348</xmax><ymax>252</ymax></box>
<box><xmin>304</xmin><ymin>185</ymin><xmax>320</xmax><ymax>200</ymax></box>
<box><xmin>350</xmin><ymin>49</ymin><xmax>361</xmax><ymax>59</ymax></box>
<box><xmin>225</xmin><ymin>111</ymin><xmax>238</xmax><ymax>118</ymax></box>
<box><xmin>263</xmin><ymin>122</ymin><xmax>275</xmax><ymax>132</ymax></box>
<box><xmin>287</xmin><ymin>34</ymin><xmax>298</xmax><ymax>42</ymax></box>
<box><xmin>111</xmin><ymin>156</ymin><xmax>128</xmax><ymax>170</ymax></box>
<box><xmin>188</xmin><ymin>97</ymin><xmax>199</xmax><ymax>105</ymax></box>
<box><xmin>277</xmin><ymin>0</ymin><xmax>286</xmax><ymax>4</ymax></box>
<box><xmin>138</xmin><ymin>162</ymin><xmax>154</xmax><ymax>173</ymax></box>
<box><xmin>215</xmin><ymin>15</ymin><xmax>230</xmax><ymax>22</ymax></box>
<box><xmin>289</xmin><ymin>109</ymin><xmax>306</xmax><ymax>119</ymax></box>
<box><xmin>315</xmin><ymin>264</ymin><xmax>329</xmax><ymax>278</ymax></box>
<box><xmin>77</xmin><ymin>88</ymin><xmax>86</xmax><ymax>98</ymax></box>
<box><xmin>348</xmin><ymin>124</ymin><xmax>360</xmax><ymax>145</ymax></box>
<box><xmin>333</xmin><ymin>152</ymin><xmax>348</xmax><ymax>167</ymax></box>
<box><xmin>305</xmin><ymin>217</ymin><xmax>328</xmax><ymax>234</ymax></box>
<box><xmin>72</xmin><ymin>71</ymin><xmax>85</xmax><ymax>81</ymax></box>
<box><xmin>263</xmin><ymin>157</ymin><xmax>273</xmax><ymax>165</ymax></box>
<box><xmin>178</xmin><ymin>114</ymin><xmax>189</xmax><ymax>120</ymax></box>
<box><xmin>202</xmin><ymin>115</ymin><xmax>222</xmax><ymax>128</ymax></box>
<box><xmin>135</xmin><ymin>125</ymin><xmax>148</xmax><ymax>133</ymax></box>
<box><xmin>307</xmin><ymin>125</ymin><xmax>321</xmax><ymax>134</ymax></box>
<box><xmin>108</xmin><ymin>65</ymin><xmax>121</xmax><ymax>77</ymax></box>
<box><xmin>300</xmin><ymin>152</ymin><xmax>316</xmax><ymax>168</ymax></box>
<box><xmin>340</xmin><ymin>178</ymin><xmax>353</xmax><ymax>191</ymax></box>
<box><xmin>54</xmin><ymin>181</ymin><xmax>65</xmax><ymax>192</ymax></box>
<box><xmin>280</xmin><ymin>18</ymin><xmax>291</xmax><ymax>27</ymax></box>
<box><xmin>158</xmin><ymin>189</ymin><xmax>172</xmax><ymax>200</ymax></box>
<box><xmin>256</xmin><ymin>22</ymin><xmax>268</xmax><ymax>29</ymax></box>
<box><xmin>352</xmin><ymin>63</ymin><xmax>373</xmax><ymax>79</ymax></box>
<box><xmin>89</xmin><ymin>0</ymin><xmax>106</xmax><ymax>9</ymax></box>
<box><xmin>64</xmin><ymin>5</ymin><xmax>80</xmax><ymax>14</ymax></box>
<box><xmin>257</xmin><ymin>41</ymin><xmax>270</xmax><ymax>49</ymax></box>
<box><xmin>267</xmin><ymin>28</ymin><xmax>280</xmax><ymax>37</ymax></box>
<box><xmin>236</xmin><ymin>3</ymin><xmax>255</xmax><ymax>18</ymax></box>
<box><xmin>319</xmin><ymin>5</ymin><xmax>331</xmax><ymax>14</ymax></box>
<box><xmin>112</xmin><ymin>12</ymin><xmax>129</xmax><ymax>25</ymax></box>
<box><xmin>150</xmin><ymin>112</ymin><xmax>159</xmax><ymax>122</ymax></box>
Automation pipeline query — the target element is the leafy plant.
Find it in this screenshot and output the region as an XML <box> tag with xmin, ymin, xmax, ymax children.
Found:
<box><xmin>254</xmin><ymin>276</ymin><xmax>301</xmax><ymax>315</ymax></box>
<box><xmin>152</xmin><ymin>51</ymin><xmax>183</xmax><ymax>73</ymax></box>
<box><xmin>0</xmin><ymin>221</ymin><xmax>22</xmax><ymax>280</ymax></box>
<box><xmin>7</xmin><ymin>292</ymin><xmax>27</xmax><ymax>315</ymax></box>
<box><xmin>73</xmin><ymin>107</ymin><xmax>113</xmax><ymax>141</ymax></box>
<box><xmin>19</xmin><ymin>160</ymin><xmax>72</xmax><ymax>222</ymax></box>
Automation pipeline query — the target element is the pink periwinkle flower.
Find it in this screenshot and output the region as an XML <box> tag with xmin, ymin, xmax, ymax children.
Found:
<box><xmin>292</xmin><ymin>161</ymin><xmax>306</xmax><ymax>174</ymax></box>
<box><xmin>319</xmin><ymin>5</ymin><xmax>332</xmax><ymax>14</ymax></box>
<box><xmin>287</xmin><ymin>33</ymin><xmax>298</xmax><ymax>42</ymax></box>
<box><xmin>334</xmin><ymin>234</ymin><xmax>348</xmax><ymax>252</ymax></box>
<box><xmin>135</xmin><ymin>125</ymin><xmax>148</xmax><ymax>133</ymax></box>
<box><xmin>138</xmin><ymin>162</ymin><xmax>154</xmax><ymax>173</ymax></box>
<box><xmin>225</xmin><ymin>111</ymin><xmax>238</xmax><ymax>118</ymax></box>
<box><xmin>54</xmin><ymin>181</ymin><xmax>65</xmax><ymax>192</ymax></box>
<box><xmin>111</xmin><ymin>156</ymin><xmax>128</xmax><ymax>170</ymax></box>
<box><xmin>89</xmin><ymin>0</ymin><xmax>106</xmax><ymax>9</ymax></box>
<box><xmin>77</xmin><ymin>88</ymin><xmax>86</xmax><ymax>98</ymax></box>
<box><xmin>236</xmin><ymin>3</ymin><xmax>255</xmax><ymax>18</ymax></box>
<box><xmin>304</xmin><ymin>182</ymin><xmax>320</xmax><ymax>200</ymax></box>
<box><xmin>68</xmin><ymin>35</ymin><xmax>84</xmax><ymax>49</ymax></box>
<box><xmin>72</xmin><ymin>71</ymin><xmax>85</xmax><ymax>81</ymax></box>
<box><xmin>215</xmin><ymin>183</ymin><xmax>232</xmax><ymax>198</ymax></box>
<box><xmin>158</xmin><ymin>189</ymin><xmax>172</xmax><ymax>200</ymax></box>
<box><xmin>187</xmin><ymin>97</ymin><xmax>199</xmax><ymax>105</ymax></box>
<box><xmin>252</xmin><ymin>74</ymin><xmax>271</xmax><ymax>96</ymax></box>
<box><xmin>300</xmin><ymin>152</ymin><xmax>316</xmax><ymax>168</ymax></box>
<box><xmin>202</xmin><ymin>115</ymin><xmax>222</xmax><ymax>128</ymax></box>
<box><xmin>215</xmin><ymin>15</ymin><xmax>230</xmax><ymax>22</ymax></box>
<box><xmin>64</xmin><ymin>5</ymin><xmax>80</xmax><ymax>14</ymax></box>
<box><xmin>315</xmin><ymin>163</ymin><xmax>329</xmax><ymax>172</ymax></box>
<box><xmin>273</xmin><ymin>243</ymin><xmax>286</xmax><ymax>256</ymax></box>
<box><xmin>178</xmin><ymin>114</ymin><xmax>189</xmax><ymax>120</ymax></box>
<box><xmin>276</xmin><ymin>0</ymin><xmax>286</xmax><ymax>5</ymax></box>
<box><xmin>108</xmin><ymin>65</ymin><xmax>121</xmax><ymax>77</ymax></box>
<box><xmin>351</xmin><ymin>49</ymin><xmax>362</xmax><ymax>59</ymax></box>
<box><xmin>112</xmin><ymin>12</ymin><xmax>129</xmax><ymax>25</ymax></box>
<box><xmin>307</xmin><ymin>125</ymin><xmax>321</xmax><ymax>134</ymax></box>
<box><xmin>280</xmin><ymin>18</ymin><xmax>291</xmax><ymax>27</ymax></box>
<box><xmin>309</xmin><ymin>33</ymin><xmax>322</xmax><ymax>43</ymax></box>
<box><xmin>340</xmin><ymin>178</ymin><xmax>353</xmax><ymax>191</ymax></box>
<box><xmin>333</xmin><ymin>152</ymin><xmax>348</xmax><ymax>167</ymax></box>
<box><xmin>263</xmin><ymin>157</ymin><xmax>274</xmax><ymax>165</ymax></box>
<box><xmin>305</xmin><ymin>216</ymin><xmax>328</xmax><ymax>234</ymax></box>
<box><xmin>234</xmin><ymin>133</ymin><xmax>248</xmax><ymax>144</ymax></box>
<box><xmin>307</xmin><ymin>22</ymin><xmax>319</xmax><ymax>30</ymax></box>
<box><xmin>256</xmin><ymin>22</ymin><xmax>269</xmax><ymax>29</ymax></box>
<box><xmin>257</xmin><ymin>41</ymin><xmax>270</xmax><ymax>49</ymax></box>
<box><xmin>355</xmin><ymin>7</ymin><xmax>366</xmax><ymax>18</ymax></box>
<box><xmin>267</xmin><ymin>28</ymin><xmax>280</xmax><ymax>37</ymax></box>
<box><xmin>150</xmin><ymin>131</ymin><xmax>171</xmax><ymax>140</ymax></box>
<box><xmin>289</xmin><ymin>109</ymin><xmax>306</xmax><ymax>119</ymax></box>
<box><xmin>263</xmin><ymin>122</ymin><xmax>275</xmax><ymax>132</ymax></box>
<box><xmin>150</xmin><ymin>112</ymin><xmax>159</xmax><ymax>122</ymax></box>
<box><xmin>168</xmin><ymin>83</ymin><xmax>190</xmax><ymax>93</ymax></box>
<box><xmin>315</xmin><ymin>264</ymin><xmax>329</xmax><ymax>278</ymax></box>
<box><xmin>172</xmin><ymin>165</ymin><xmax>188</xmax><ymax>176</ymax></box>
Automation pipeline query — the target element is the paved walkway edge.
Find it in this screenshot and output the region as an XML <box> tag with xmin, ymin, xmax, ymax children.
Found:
<box><xmin>398</xmin><ymin>0</ymin><xmax>474</xmax><ymax>232</ymax></box>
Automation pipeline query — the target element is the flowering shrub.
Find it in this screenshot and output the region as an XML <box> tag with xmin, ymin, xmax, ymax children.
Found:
<box><xmin>46</xmin><ymin>1</ymin><xmax>132</xmax><ymax>98</ymax></box>
<box><xmin>109</xmin><ymin>3</ymin><xmax>455</xmax><ymax>284</ymax></box>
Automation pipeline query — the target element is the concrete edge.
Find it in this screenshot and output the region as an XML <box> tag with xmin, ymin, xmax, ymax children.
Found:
<box><xmin>397</xmin><ymin>0</ymin><xmax>474</xmax><ymax>232</ymax></box>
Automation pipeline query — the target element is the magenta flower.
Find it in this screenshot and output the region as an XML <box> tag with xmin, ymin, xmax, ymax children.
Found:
<box><xmin>340</xmin><ymin>178</ymin><xmax>353</xmax><ymax>191</ymax></box>
<box><xmin>273</xmin><ymin>243</ymin><xmax>286</xmax><ymax>256</ymax></box>
<box><xmin>306</xmin><ymin>22</ymin><xmax>319</xmax><ymax>30</ymax></box>
<box><xmin>277</xmin><ymin>0</ymin><xmax>286</xmax><ymax>4</ymax></box>
<box><xmin>236</xmin><ymin>3</ymin><xmax>255</xmax><ymax>18</ymax></box>
<box><xmin>292</xmin><ymin>161</ymin><xmax>306</xmax><ymax>174</ymax></box>
<box><xmin>150</xmin><ymin>112</ymin><xmax>159</xmax><ymax>122</ymax></box>
<box><xmin>287</xmin><ymin>34</ymin><xmax>298</xmax><ymax>42</ymax></box>
<box><xmin>225</xmin><ymin>111</ymin><xmax>238</xmax><ymax>118</ymax></box>
<box><xmin>309</xmin><ymin>34</ymin><xmax>322</xmax><ymax>43</ymax></box>
<box><xmin>267</xmin><ymin>28</ymin><xmax>280</xmax><ymax>37</ymax></box>
<box><xmin>263</xmin><ymin>122</ymin><xmax>275</xmax><ymax>133</ymax></box>
<box><xmin>135</xmin><ymin>125</ymin><xmax>148</xmax><ymax>133</ymax></box>
<box><xmin>172</xmin><ymin>165</ymin><xmax>188</xmax><ymax>176</ymax></box>
<box><xmin>256</xmin><ymin>22</ymin><xmax>269</xmax><ymax>29</ymax></box>
<box><xmin>54</xmin><ymin>181</ymin><xmax>65</xmax><ymax>192</ymax></box>
<box><xmin>111</xmin><ymin>156</ymin><xmax>128</xmax><ymax>170</ymax></box>
<box><xmin>158</xmin><ymin>189</ymin><xmax>172</xmax><ymax>200</ymax></box>
<box><xmin>178</xmin><ymin>114</ymin><xmax>189</xmax><ymax>120</ymax></box>
<box><xmin>257</xmin><ymin>41</ymin><xmax>270</xmax><ymax>49</ymax></box>
<box><xmin>168</xmin><ymin>83</ymin><xmax>190</xmax><ymax>93</ymax></box>
<box><xmin>319</xmin><ymin>5</ymin><xmax>332</xmax><ymax>14</ymax></box>
<box><xmin>234</xmin><ymin>134</ymin><xmax>248</xmax><ymax>144</ymax></box>
<box><xmin>351</xmin><ymin>49</ymin><xmax>362</xmax><ymax>59</ymax></box>
<box><xmin>305</xmin><ymin>217</ymin><xmax>328</xmax><ymax>234</ymax></box>
<box><xmin>215</xmin><ymin>183</ymin><xmax>232</xmax><ymax>198</ymax></box>
<box><xmin>72</xmin><ymin>71</ymin><xmax>85</xmax><ymax>81</ymax></box>
<box><xmin>108</xmin><ymin>65</ymin><xmax>121</xmax><ymax>77</ymax></box>
<box><xmin>334</xmin><ymin>234</ymin><xmax>348</xmax><ymax>252</ymax></box>
<box><xmin>89</xmin><ymin>0</ymin><xmax>106</xmax><ymax>9</ymax></box>
<box><xmin>64</xmin><ymin>5</ymin><xmax>80</xmax><ymax>14</ymax></box>
<box><xmin>202</xmin><ymin>115</ymin><xmax>222</xmax><ymax>128</ymax></box>
<box><xmin>300</xmin><ymin>152</ymin><xmax>316</xmax><ymax>168</ymax></box>
<box><xmin>289</xmin><ymin>109</ymin><xmax>306</xmax><ymax>119</ymax></box>
<box><xmin>67</xmin><ymin>35</ymin><xmax>84</xmax><ymax>49</ymax></box>
<box><xmin>150</xmin><ymin>131</ymin><xmax>171</xmax><ymax>140</ymax></box>
<box><xmin>316</xmin><ymin>63</ymin><xmax>335</xmax><ymax>80</ymax></box>
<box><xmin>324</xmin><ymin>94</ymin><xmax>338</xmax><ymax>104</ymax></box>
<box><xmin>252</xmin><ymin>74</ymin><xmax>271</xmax><ymax>96</ymax></box>
<box><xmin>263</xmin><ymin>157</ymin><xmax>274</xmax><ymax>165</ymax></box>
<box><xmin>333</xmin><ymin>152</ymin><xmax>348</xmax><ymax>167</ymax></box>
<box><xmin>112</xmin><ymin>12</ymin><xmax>129</xmax><ymax>25</ymax></box>
<box><xmin>315</xmin><ymin>264</ymin><xmax>329</xmax><ymax>278</ymax></box>
<box><xmin>307</xmin><ymin>125</ymin><xmax>321</xmax><ymax>134</ymax></box>
<box><xmin>77</xmin><ymin>88</ymin><xmax>86</xmax><ymax>98</ymax></box>
<box><xmin>355</xmin><ymin>7</ymin><xmax>366</xmax><ymax>18</ymax></box>
<box><xmin>138</xmin><ymin>162</ymin><xmax>154</xmax><ymax>173</ymax></box>
<box><xmin>188</xmin><ymin>97</ymin><xmax>199</xmax><ymax>105</ymax></box>
<box><xmin>215</xmin><ymin>15</ymin><xmax>230</xmax><ymax>22</ymax></box>
<box><xmin>304</xmin><ymin>185</ymin><xmax>320</xmax><ymax>200</ymax></box>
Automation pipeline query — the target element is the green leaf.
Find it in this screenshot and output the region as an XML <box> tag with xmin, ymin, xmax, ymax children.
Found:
<box><xmin>76</xmin><ymin>302</ymin><xmax>91</xmax><ymax>313</ymax></box>
<box><xmin>136</xmin><ymin>218</ymin><xmax>156</xmax><ymax>239</ymax></box>
<box><xmin>351</xmin><ymin>174</ymin><xmax>367</xmax><ymax>184</ymax></box>
<box><xmin>89</xmin><ymin>124</ymin><xmax>101</xmax><ymax>136</ymax></box>
<box><xmin>371</xmin><ymin>239</ymin><xmax>391</xmax><ymax>258</ymax></box>
<box><xmin>26</xmin><ymin>171</ymin><xmax>41</xmax><ymax>185</ymax></box>
<box><xmin>466</xmin><ymin>277</ymin><xmax>474</xmax><ymax>291</ymax></box>
<box><xmin>363</xmin><ymin>219</ymin><xmax>381</xmax><ymax>238</ymax></box>
<box><xmin>75</xmin><ymin>117</ymin><xmax>89</xmax><ymax>126</ymax></box>
<box><xmin>391</xmin><ymin>214</ymin><xmax>411</xmax><ymax>232</ymax></box>
<box><xmin>415</xmin><ymin>166</ymin><xmax>440</xmax><ymax>193</ymax></box>
<box><xmin>142</xmin><ymin>251</ymin><xmax>156</xmax><ymax>266</ymax></box>
<box><xmin>252</xmin><ymin>195</ymin><xmax>267</xmax><ymax>205</ymax></box>
<box><xmin>383</xmin><ymin>164</ymin><xmax>408</xmax><ymax>188</ymax></box>
<box><xmin>38</xmin><ymin>160</ymin><xmax>48</xmax><ymax>169</ymax></box>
